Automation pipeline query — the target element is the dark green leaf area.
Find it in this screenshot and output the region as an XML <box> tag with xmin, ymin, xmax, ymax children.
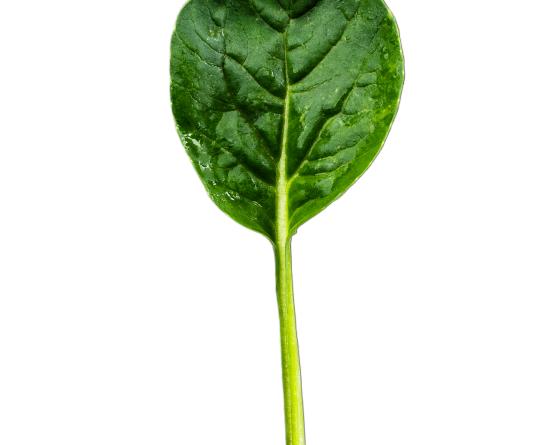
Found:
<box><xmin>171</xmin><ymin>0</ymin><xmax>404</xmax><ymax>239</ymax></box>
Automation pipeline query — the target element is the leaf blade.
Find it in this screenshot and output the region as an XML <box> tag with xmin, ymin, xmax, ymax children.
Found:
<box><xmin>171</xmin><ymin>0</ymin><xmax>404</xmax><ymax>240</ymax></box>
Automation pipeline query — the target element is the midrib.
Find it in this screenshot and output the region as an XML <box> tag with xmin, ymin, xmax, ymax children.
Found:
<box><xmin>276</xmin><ymin>29</ymin><xmax>291</xmax><ymax>246</ymax></box>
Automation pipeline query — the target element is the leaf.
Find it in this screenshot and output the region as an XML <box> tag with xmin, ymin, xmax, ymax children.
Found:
<box><xmin>171</xmin><ymin>0</ymin><xmax>404</xmax><ymax>241</ymax></box>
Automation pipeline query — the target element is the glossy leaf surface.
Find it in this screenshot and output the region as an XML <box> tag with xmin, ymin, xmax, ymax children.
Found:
<box><xmin>171</xmin><ymin>0</ymin><xmax>404</xmax><ymax>241</ymax></box>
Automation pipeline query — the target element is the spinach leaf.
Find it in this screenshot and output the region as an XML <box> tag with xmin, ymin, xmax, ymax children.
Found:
<box><xmin>171</xmin><ymin>1</ymin><xmax>403</xmax><ymax>443</ymax></box>
<box><xmin>171</xmin><ymin>0</ymin><xmax>403</xmax><ymax>239</ymax></box>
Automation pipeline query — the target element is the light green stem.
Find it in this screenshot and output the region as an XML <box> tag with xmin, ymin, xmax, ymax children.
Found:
<box><xmin>274</xmin><ymin>238</ymin><xmax>306</xmax><ymax>445</ymax></box>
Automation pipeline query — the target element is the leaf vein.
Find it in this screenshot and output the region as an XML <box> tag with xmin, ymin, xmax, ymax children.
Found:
<box><xmin>173</xmin><ymin>32</ymin><xmax>221</xmax><ymax>68</ymax></box>
<box><xmin>290</xmin><ymin>5</ymin><xmax>359</xmax><ymax>84</ymax></box>
<box><xmin>249</xmin><ymin>0</ymin><xmax>287</xmax><ymax>33</ymax></box>
<box><xmin>225</xmin><ymin>54</ymin><xmax>284</xmax><ymax>99</ymax></box>
<box><xmin>219</xmin><ymin>146</ymin><xmax>276</xmax><ymax>187</ymax></box>
<box><xmin>185</xmin><ymin>127</ymin><xmax>276</xmax><ymax>187</ymax></box>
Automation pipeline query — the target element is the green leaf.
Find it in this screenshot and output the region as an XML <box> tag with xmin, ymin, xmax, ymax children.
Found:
<box><xmin>171</xmin><ymin>0</ymin><xmax>404</xmax><ymax>241</ymax></box>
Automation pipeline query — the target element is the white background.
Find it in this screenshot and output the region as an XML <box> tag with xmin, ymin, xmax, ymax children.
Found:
<box><xmin>1</xmin><ymin>1</ymin><xmax>559</xmax><ymax>444</ymax></box>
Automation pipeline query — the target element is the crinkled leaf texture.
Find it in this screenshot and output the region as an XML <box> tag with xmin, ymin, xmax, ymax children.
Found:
<box><xmin>171</xmin><ymin>0</ymin><xmax>404</xmax><ymax>241</ymax></box>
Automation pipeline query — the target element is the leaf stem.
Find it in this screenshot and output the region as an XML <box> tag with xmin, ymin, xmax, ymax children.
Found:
<box><xmin>274</xmin><ymin>237</ymin><xmax>306</xmax><ymax>445</ymax></box>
